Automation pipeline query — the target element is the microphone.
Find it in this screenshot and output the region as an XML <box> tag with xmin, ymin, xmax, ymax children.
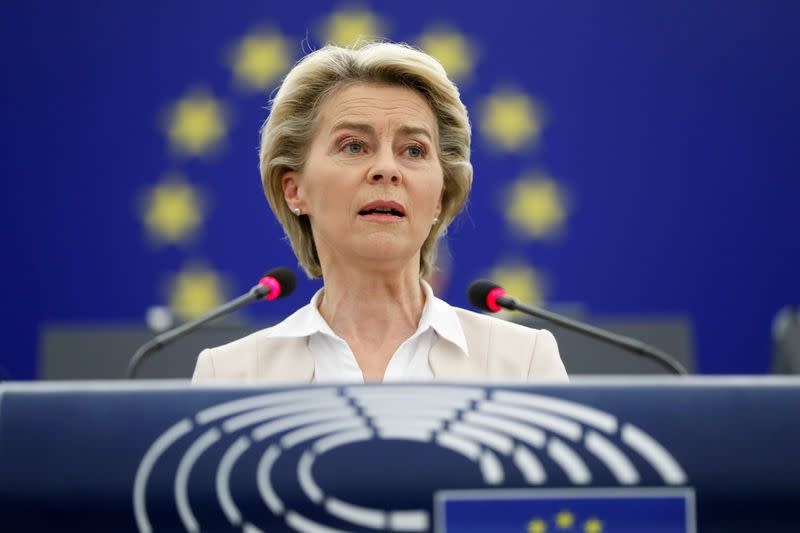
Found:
<box><xmin>467</xmin><ymin>279</ymin><xmax>688</xmax><ymax>375</ymax></box>
<box><xmin>126</xmin><ymin>267</ymin><xmax>297</xmax><ymax>379</ymax></box>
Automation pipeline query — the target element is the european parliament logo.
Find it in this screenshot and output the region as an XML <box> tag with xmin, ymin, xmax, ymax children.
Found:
<box><xmin>134</xmin><ymin>385</ymin><xmax>693</xmax><ymax>532</ymax></box>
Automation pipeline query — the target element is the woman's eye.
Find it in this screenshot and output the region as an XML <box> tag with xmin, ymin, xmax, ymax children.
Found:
<box><xmin>344</xmin><ymin>141</ymin><xmax>363</xmax><ymax>154</ymax></box>
<box><xmin>407</xmin><ymin>145</ymin><xmax>424</xmax><ymax>158</ymax></box>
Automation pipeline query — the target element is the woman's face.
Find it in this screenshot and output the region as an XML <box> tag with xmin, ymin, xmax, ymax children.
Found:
<box><xmin>283</xmin><ymin>83</ymin><xmax>444</xmax><ymax>274</ymax></box>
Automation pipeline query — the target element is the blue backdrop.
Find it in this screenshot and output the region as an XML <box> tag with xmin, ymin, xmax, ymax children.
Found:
<box><xmin>2</xmin><ymin>1</ymin><xmax>798</xmax><ymax>379</ymax></box>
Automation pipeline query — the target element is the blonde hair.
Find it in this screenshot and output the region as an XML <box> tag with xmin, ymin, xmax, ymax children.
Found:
<box><xmin>259</xmin><ymin>42</ymin><xmax>472</xmax><ymax>278</ymax></box>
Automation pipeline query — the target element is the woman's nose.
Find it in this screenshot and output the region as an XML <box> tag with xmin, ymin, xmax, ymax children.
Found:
<box><xmin>368</xmin><ymin>149</ymin><xmax>402</xmax><ymax>184</ymax></box>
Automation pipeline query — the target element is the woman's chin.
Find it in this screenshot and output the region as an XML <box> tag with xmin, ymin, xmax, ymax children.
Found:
<box><xmin>350</xmin><ymin>239</ymin><xmax>421</xmax><ymax>270</ymax></box>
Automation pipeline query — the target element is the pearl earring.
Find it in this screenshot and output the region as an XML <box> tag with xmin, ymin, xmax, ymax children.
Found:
<box><xmin>433</xmin><ymin>217</ymin><xmax>439</xmax><ymax>225</ymax></box>
<box><xmin>293</xmin><ymin>208</ymin><xmax>301</xmax><ymax>216</ymax></box>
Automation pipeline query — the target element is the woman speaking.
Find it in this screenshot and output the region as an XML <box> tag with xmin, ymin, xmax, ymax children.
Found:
<box><xmin>192</xmin><ymin>42</ymin><xmax>567</xmax><ymax>383</ymax></box>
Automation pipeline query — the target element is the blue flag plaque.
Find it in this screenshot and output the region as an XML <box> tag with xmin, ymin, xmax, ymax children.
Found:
<box><xmin>436</xmin><ymin>488</ymin><xmax>695</xmax><ymax>533</ymax></box>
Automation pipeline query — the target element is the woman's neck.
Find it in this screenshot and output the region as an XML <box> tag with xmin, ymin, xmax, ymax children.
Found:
<box><xmin>317</xmin><ymin>263</ymin><xmax>426</xmax><ymax>380</ymax></box>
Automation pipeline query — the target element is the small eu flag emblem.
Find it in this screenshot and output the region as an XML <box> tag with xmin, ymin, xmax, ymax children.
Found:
<box><xmin>435</xmin><ymin>488</ymin><xmax>695</xmax><ymax>533</ymax></box>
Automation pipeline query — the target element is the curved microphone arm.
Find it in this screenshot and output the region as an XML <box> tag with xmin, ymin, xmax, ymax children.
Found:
<box><xmin>498</xmin><ymin>295</ymin><xmax>689</xmax><ymax>376</ymax></box>
<box><xmin>125</xmin><ymin>284</ymin><xmax>269</xmax><ymax>379</ymax></box>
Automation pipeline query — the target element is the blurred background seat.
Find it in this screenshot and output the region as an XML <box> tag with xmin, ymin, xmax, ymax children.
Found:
<box><xmin>772</xmin><ymin>306</ymin><xmax>800</xmax><ymax>374</ymax></box>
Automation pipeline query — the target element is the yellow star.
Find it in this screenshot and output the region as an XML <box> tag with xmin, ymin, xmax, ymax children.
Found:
<box><xmin>417</xmin><ymin>27</ymin><xmax>475</xmax><ymax>81</ymax></box>
<box><xmin>583</xmin><ymin>518</ymin><xmax>603</xmax><ymax>533</ymax></box>
<box><xmin>555</xmin><ymin>510</ymin><xmax>575</xmax><ymax>529</ymax></box>
<box><xmin>489</xmin><ymin>263</ymin><xmax>545</xmax><ymax>307</ymax></box>
<box><xmin>480</xmin><ymin>88</ymin><xmax>544</xmax><ymax>151</ymax></box>
<box><xmin>165</xmin><ymin>89</ymin><xmax>228</xmax><ymax>156</ymax></box>
<box><xmin>141</xmin><ymin>175</ymin><xmax>205</xmax><ymax>245</ymax></box>
<box><xmin>230</xmin><ymin>29</ymin><xmax>291</xmax><ymax>91</ymax></box>
<box><xmin>168</xmin><ymin>266</ymin><xmax>227</xmax><ymax>321</ymax></box>
<box><xmin>527</xmin><ymin>518</ymin><xmax>548</xmax><ymax>533</ymax></box>
<box><xmin>506</xmin><ymin>172</ymin><xmax>568</xmax><ymax>239</ymax></box>
<box><xmin>320</xmin><ymin>6</ymin><xmax>386</xmax><ymax>46</ymax></box>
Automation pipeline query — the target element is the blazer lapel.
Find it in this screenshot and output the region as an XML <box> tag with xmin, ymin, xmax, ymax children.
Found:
<box><xmin>429</xmin><ymin>335</ymin><xmax>488</xmax><ymax>379</ymax></box>
<box><xmin>430</xmin><ymin>308</ymin><xmax>490</xmax><ymax>379</ymax></box>
<box><xmin>258</xmin><ymin>335</ymin><xmax>315</xmax><ymax>383</ymax></box>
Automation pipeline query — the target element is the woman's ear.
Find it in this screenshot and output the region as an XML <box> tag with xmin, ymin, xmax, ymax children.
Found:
<box><xmin>282</xmin><ymin>171</ymin><xmax>304</xmax><ymax>213</ymax></box>
<box><xmin>435</xmin><ymin>184</ymin><xmax>445</xmax><ymax>219</ymax></box>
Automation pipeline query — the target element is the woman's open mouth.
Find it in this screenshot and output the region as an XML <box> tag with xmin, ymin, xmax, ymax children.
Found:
<box><xmin>358</xmin><ymin>201</ymin><xmax>406</xmax><ymax>222</ymax></box>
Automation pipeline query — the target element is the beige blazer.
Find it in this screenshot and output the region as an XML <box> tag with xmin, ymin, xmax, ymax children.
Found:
<box><xmin>192</xmin><ymin>307</ymin><xmax>567</xmax><ymax>383</ymax></box>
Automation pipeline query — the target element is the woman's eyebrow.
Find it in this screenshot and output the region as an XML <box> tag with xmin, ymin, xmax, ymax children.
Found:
<box><xmin>330</xmin><ymin>121</ymin><xmax>376</xmax><ymax>136</ymax></box>
<box><xmin>397</xmin><ymin>125</ymin><xmax>433</xmax><ymax>141</ymax></box>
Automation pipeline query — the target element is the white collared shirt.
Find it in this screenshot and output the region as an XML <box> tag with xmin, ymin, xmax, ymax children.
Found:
<box><xmin>267</xmin><ymin>280</ymin><xmax>469</xmax><ymax>383</ymax></box>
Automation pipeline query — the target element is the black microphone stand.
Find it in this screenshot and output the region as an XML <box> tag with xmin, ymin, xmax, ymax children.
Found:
<box><xmin>126</xmin><ymin>284</ymin><xmax>270</xmax><ymax>379</ymax></box>
<box><xmin>497</xmin><ymin>295</ymin><xmax>689</xmax><ymax>375</ymax></box>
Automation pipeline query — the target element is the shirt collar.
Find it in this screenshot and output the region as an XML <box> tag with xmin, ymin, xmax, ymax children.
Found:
<box><xmin>266</xmin><ymin>288</ymin><xmax>330</xmax><ymax>339</ymax></box>
<box><xmin>419</xmin><ymin>280</ymin><xmax>469</xmax><ymax>357</ymax></box>
<box><xmin>267</xmin><ymin>279</ymin><xmax>469</xmax><ymax>357</ymax></box>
